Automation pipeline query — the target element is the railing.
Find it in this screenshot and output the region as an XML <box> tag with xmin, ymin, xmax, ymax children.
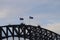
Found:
<box><xmin>0</xmin><ymin>23</ymin><xmax>60</xmax><ymax>40</ymax></box>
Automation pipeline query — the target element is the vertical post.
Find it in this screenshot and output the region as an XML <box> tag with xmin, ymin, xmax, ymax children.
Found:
<box><xmin>24</xmin><ymin>26</ymin><xmax>26</xmax><ymax>40</ymax></box>
<box><xmin>29</xmin><ymin>26</ymin><xmax>31</xmax><ymax>40</ymax></box>
<box><xmin>12</xmin><ymin>27</ymin><xmax>14</xmax><ymax>40</ymax></box>
<box><xmin>18</xmin><ymin>26</ymin><xmax>20</xmax><ymax>40</ymax></box>
<box><xmin>6</xmin><ymin>27</ymin><xmax>8</xmax><ymax>40</ymax></box>
<box><xmin>0</xmin><ymin>27</ymin><xmax>2</xmax><ymax>40</ymax></box>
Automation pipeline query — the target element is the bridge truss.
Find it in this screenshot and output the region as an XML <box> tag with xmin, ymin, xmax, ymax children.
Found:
<box><xmin>0</xmin><ymin>23</ymin><xmax>60</xmax><ymax>40</ymax></box>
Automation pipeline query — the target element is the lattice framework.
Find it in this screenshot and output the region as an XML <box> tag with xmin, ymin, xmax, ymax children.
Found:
<box><xmin>0</xmin><ymin>23</ymin><xmax>60</xmax><ymax>40</ymax></box>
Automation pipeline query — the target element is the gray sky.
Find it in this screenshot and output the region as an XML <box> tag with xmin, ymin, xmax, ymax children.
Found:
<box><xmin>0</xmin><ymin>0</ymin><xmax>60</xmax><ymax>40</ymax></box>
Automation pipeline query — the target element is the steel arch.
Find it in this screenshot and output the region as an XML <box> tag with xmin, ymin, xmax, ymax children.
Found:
<box><xmin>0</xmin><ymin>23</ymin><xmax>60</xmax><ymax>40</ymax></box>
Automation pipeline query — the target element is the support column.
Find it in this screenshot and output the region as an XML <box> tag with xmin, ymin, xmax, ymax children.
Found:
<box><xmin>6</xmin><ymin>27</ymin><xmax>8</xmax><ymax>40</ymax></box>
<box><xmin>0</xmin><ymin>27</ymin><xmax>2</xmax><ymax>40</ymax></box>
<box><xmin>18</xmin><ymin>26</ymin><xmax>20</xmax><ymax>40</ymax></box>
<box><xmin>12</xmin><ymin>27</ymin><xmax>14</xmax><ymax>40</ymax></box>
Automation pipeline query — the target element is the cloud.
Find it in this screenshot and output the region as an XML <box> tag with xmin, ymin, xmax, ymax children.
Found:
<box><xmin>0</xmin><ymin>0</ymin><xmax>60</xmax><ymax>19</ymax></box>
<box><xmin>0</xmin><ymin>0</ymin><xmax>60</xmax><ymax>34</ymax></box>
<box><xmin>43</xmin><ymin>23</ymin><xmax>60</xmax><ymax>34</ymax></box>
<box><xmin>0</xmin><ymin>8</ymin><xmax>9</xmax><ymax>18</ymax></box>
<box><xmin>0</xmin><ymin>0</ymin><xmax>60</xmax><ymax>40</ymax></box>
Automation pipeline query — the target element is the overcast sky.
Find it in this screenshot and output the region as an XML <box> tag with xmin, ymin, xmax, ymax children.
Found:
<box><xmin>0</xmin><ymin>0</ymin><xmax>60</xmax><ymax>37</ymax></box>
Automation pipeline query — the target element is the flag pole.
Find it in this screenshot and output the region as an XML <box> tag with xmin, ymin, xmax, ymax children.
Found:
<box><xmin>29</xmin><ymin>16</ymin><xmax>33</xmax><ymax>25</ymax></box>
<box><xmin>20</xmin><ymin>17</ymin><xmax>24</xmax><ymax>24</ymax></box>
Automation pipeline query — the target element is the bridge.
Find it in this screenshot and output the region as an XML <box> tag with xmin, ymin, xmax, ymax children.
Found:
<box><xmin>0</xmin><ymin>23</ymin><xmax>60</xmax><ymax>40</ymax></box>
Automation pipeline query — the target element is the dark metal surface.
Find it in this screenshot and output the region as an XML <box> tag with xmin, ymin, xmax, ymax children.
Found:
<box><xmin>0</xmin><ymin>23</ymin><xmax>60</xmax><ymax>40</ymax></box>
